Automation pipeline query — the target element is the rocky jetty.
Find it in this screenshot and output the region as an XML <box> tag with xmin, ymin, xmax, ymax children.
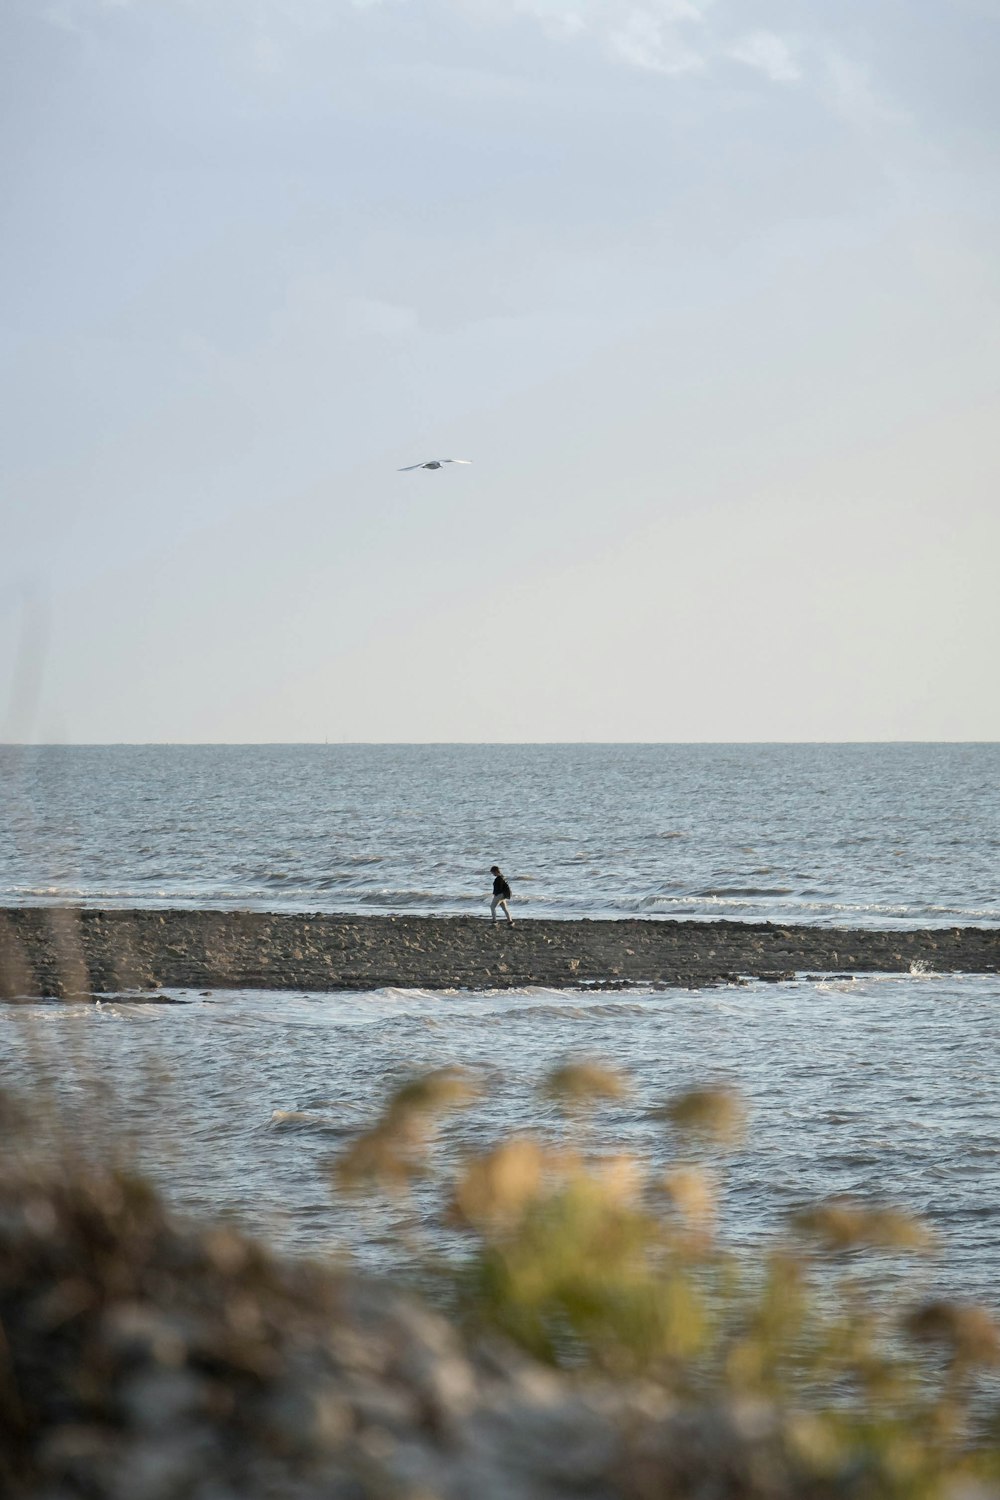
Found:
<box><xmin>0</xmin><ymin>907</ymin><xmax>997</xmax><ymax>999</ymax></box>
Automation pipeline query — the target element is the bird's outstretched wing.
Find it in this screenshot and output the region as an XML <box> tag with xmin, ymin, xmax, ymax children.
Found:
<box><xmin>397</xmin><ymin>458</ymin><xmax>473</xmax><ymax>470</ymax></box>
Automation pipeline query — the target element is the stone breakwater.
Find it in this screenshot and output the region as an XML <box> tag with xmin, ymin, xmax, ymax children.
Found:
<box><xmin>0</xmin><ymin>908</ymin><xmax>997</xmax><ymax>999</ymax></box>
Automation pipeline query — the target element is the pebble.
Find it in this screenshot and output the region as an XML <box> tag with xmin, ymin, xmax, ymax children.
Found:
<box><xmin>3</xmin><ymin>909</ymin><xmax>996</xmax><ymax>999</ymax></box>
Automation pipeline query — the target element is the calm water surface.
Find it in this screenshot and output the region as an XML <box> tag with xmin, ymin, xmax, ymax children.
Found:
<box><xmin>2</xmin><ymin>743</ymin><xmax>998</xmax><ymax>925</ymax></box>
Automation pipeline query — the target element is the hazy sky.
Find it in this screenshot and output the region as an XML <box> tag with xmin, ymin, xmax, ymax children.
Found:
<box><xmin>2</xmin><ymin>0</ymin><xmax>998</xmax><ymax>742</ymax></box>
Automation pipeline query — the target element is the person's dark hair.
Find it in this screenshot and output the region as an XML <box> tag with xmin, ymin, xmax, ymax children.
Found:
<box><xmin>490</xmin><ymin>865</ymin><xmax>500</xmax><ymax>874</ymax></box>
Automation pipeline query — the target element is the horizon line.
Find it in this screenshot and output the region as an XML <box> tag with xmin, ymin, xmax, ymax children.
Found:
<box><xmin>1</xmin><ymin>740</ymin><xmax>998</xmax><ymax>750</ymax></box>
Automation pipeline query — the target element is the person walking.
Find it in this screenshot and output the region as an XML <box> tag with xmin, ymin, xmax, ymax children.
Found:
<box><xmin>490</xmin><ymin>865</ymin><xmax>515</xmax><ymax>926</ymax></box>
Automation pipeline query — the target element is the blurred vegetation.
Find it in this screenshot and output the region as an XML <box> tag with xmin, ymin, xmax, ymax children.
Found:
<box><xmin>334</xmin><ymin>1059</ymin><xmax>1000</xmax><ymax>1498</ymax></box>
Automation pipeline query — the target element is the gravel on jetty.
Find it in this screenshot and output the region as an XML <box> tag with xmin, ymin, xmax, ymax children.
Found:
<box><xmin>1</xmin><ymin>907</ymin><xmax>997</xmax><ymax>999</ymax></box>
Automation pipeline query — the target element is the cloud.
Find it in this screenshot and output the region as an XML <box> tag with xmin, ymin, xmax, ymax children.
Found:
<box><xmin>470</xmin><ymin>1</ymin><xmax>809</xmax><ymax>87</ymax></box>
<box><xmin>728</xmin><ymin>30</ymin><xmax>800</xmax><ymax>84</ymax></box>
<box><xmin>823</xmin><ymin>48</ymin><xmax>908</xmax><ymax>132</ymax></box>
<box><xmin>31</xmin><ymin>0</ymin><xmax>803</xmax><ymax>96</ymax></box>
<box><xmin>609</xmin><ymin>6</ymin><xmax>708</xmax><ymax>76</ymax></box>
<box><xmin>477</xmin><ymin>0</ymin><xmax>715</xmax><ymax>75</ymax></box>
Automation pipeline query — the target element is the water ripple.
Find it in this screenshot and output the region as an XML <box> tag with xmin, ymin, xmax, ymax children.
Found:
<box><xmin>3</xmin><ymin>972</ymin><xmax>999</xmax><ymax>1311</ymax></box>
<box><xmin>2</xmin><ymin>744</ymin><xmax>998</xmax><ymax>926</ymax></box>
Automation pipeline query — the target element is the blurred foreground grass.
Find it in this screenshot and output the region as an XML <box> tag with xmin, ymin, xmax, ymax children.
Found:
<box><xmin>3</xmin><ymin>1046</ymin><xmax>1000</xmax><ymax>1497</ymax></box>
<box><xmin>333</xmin><ymin>1060</ymin><xmax>1000</xmax><ymax>1495</ymax></box>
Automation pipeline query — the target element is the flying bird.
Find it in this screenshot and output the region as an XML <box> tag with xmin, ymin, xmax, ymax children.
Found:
<box><xmin>398</xmin><ymin>458</ymin><xmax>472</xmax><ymax>471</ymax></box>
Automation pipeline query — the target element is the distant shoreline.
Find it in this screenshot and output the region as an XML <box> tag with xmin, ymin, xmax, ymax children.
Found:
<box><xmin>1</xmin><ymin>908</ymin><xmax>997</xmax><ymax>999</ymax></box>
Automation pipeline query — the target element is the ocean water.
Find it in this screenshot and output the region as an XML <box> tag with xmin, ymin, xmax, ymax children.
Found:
<box><xmin>3</xmin><ymin>973</ymin><xmax>999</xmax><ymax>1312</ymax></box>
<box><xmin>3</xmin><ymin>749</ymin><xmax>998</xmax><ymax>1311</ymax></box>
<box><xmin>1</xmin><ymin>742</ymin><xmax>998</xmax><ymax>926</ymax></box>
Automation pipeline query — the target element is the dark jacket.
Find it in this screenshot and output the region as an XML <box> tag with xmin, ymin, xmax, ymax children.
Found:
<box><xmin>492</xmin><ymin>873</ymin><xmax>511</xmax><ymax>900</ymax></box>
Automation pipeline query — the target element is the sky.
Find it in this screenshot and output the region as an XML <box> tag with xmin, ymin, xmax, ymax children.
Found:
<box><xmin>2</xmin><ymin>0</ymin><xmax>998</xmax><ymax>742</ymax></box>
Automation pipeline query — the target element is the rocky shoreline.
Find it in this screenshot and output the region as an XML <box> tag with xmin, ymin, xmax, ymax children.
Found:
<box><xmin>0</xmin><ymin>907</ymin><xmax>997</xmax><ymax>999</ymax></box>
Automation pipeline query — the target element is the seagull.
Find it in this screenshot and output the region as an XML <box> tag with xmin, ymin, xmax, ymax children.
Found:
<box><xmin>398</xmin><ymin>458</ymin><xmax>472</xmax><ymax>471</ymax></box>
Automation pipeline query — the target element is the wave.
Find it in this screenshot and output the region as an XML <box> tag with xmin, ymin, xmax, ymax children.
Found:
<box><xmin>691</xmin><ymin>886</ymin><xmax>795</xmax><ymax>898</ymax></box>
<box><xmin>357</xmin><ymin>889</ymin><xmax>469</xmax><ymax>907</ymax></box>
<box><xmin>2</xmin><ymin>876</ymin><xmax>996</xmax><ymax>929</ymax></box>
<box><xmin>268</xmin><ymin>1109</ymin><xmax>352</xmax><ymax>1135</ymax></box>
<box><xmin>356</xmin><ymin>986</ymin><xmax>458</xmax><ymax>1002</ymax></box>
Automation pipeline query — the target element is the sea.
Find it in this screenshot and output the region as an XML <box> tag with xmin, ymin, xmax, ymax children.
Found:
<box><xmin>1</xmin><ymin>742</ymin><xmax>998</xmax><ymax>925</ymax></box>
<box><xmin>1</xmin><ymin>744</ymin><xmax>998</xmax><ymax>1311</ymax></box>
